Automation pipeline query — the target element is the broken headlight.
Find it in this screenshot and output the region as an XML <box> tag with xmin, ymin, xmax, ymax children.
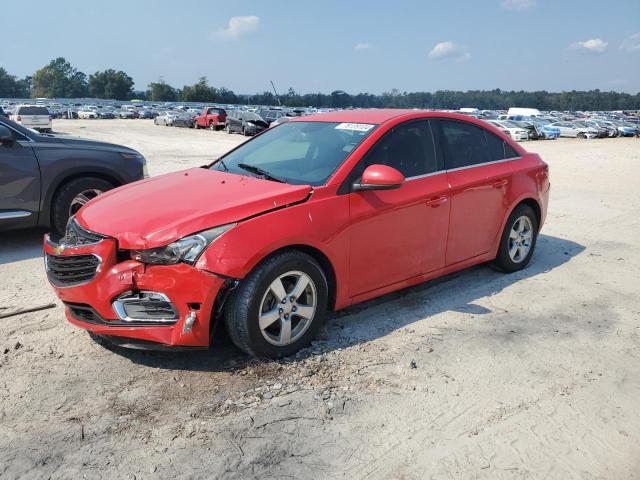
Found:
<box><xmin>131</xmin><ymin>223</ymin><xmax>236</xmax><ymax>265</ymax></box>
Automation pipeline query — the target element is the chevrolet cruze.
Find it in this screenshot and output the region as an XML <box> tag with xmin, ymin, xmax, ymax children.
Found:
<box><xmin>44</xmin><ymin>110</ymin><xmax>549</xmax><ymax>358</ymax></box>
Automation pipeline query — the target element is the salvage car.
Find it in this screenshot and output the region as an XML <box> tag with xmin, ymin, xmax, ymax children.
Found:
<box><xmin>43</xmin><ymin>110</ymin><xmax>549</xmax><ymax>358</ymax></box>
<box><xmin>9</xmin><ymin>104</ymin><xmax>52</xmax><ymax>132</ymax></box>
<box><xmin>225</xmin><ymin>110</ymin><xmax>269</xmax><ymax>136</ymax></box>
<box><xmin>0</xmin><ymin>116</ymin><xmax>147</xmax><ymax>234</ymax></box>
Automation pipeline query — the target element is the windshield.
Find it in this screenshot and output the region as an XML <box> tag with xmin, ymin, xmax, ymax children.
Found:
<box><xmin>211</xmin><ymin>121</ymin><xmax>376</xmax><ymax>186</ymax></box>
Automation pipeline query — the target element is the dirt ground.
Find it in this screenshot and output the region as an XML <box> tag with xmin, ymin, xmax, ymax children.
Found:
<box><xmin>1</xmin><ymin>119</ymin><xmax>639</xmax><ymax>479</ymax></box>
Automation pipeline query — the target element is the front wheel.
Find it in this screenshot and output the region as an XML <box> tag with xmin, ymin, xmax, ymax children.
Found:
<box><xmin>492</xmin><ymin>204</ymin><xmax>538</xmax><ymax>273</ymax></box>
<box><xmin>224</xmin><ymin>251</ymin><xmax>328</xmax><ymax>358</ymax></box>
<box><xmin>225</xmin><ymin>124</ymin><xmax>231</xmax><ymax>134</ymax></box>
<box><xmin>51</xmin><ymin>177</ymin><xmax>114</xmax><ymax>235</ymax></box>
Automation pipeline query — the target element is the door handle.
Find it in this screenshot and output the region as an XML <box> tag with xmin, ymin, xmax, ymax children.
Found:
<box><xmin>492</xmin><ymin>179</ymin><xmax>509</xmax><ymax>188</ymax></box>
<box><xmin>426</xmin><ymin>196</ymin><xmax>448</xmax><ymax>207</ymax></box>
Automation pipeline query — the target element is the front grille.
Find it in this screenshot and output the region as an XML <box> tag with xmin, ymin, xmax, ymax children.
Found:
<box><xmin>61</xmin><ymin>219</ymin><xmax>105</xmax><ymax>247</ymax></box>
<box><xmin>46</xmin><ymin>254</ymin><xmax>100</xmax><ymax>287</ymax></box>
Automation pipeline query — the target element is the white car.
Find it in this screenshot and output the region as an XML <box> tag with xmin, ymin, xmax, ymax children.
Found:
<box><xmin>77</xmin><ymin>108</ymin><xmax>99</xmax><ymax>119</ymax></box>
<box><xmin>549</xmin><ymin>122</ymin><xmax>599</xmax><ymax>139</ymax></box>
<box><xmin>488</xmin><ymin>120</ymin><xmax>529</xmax><ymax>141</ymax></box>
<box><xmin>154</xmin><ymin>111</ymin><xmax>179</xmax><ymax>126</ymax></box>
<box><xmin>9</xmin><ymin>105</ymin><xmax>52</xmax><ymax>132</ymax></box>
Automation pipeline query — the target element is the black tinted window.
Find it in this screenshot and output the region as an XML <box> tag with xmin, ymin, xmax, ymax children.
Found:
<box><xmin>439</xmin><ymin>120</ymin><xmax>494</xmax><ymax>169</ymax></box>
<box><xmin>17</xmin><ymin>106</ymin><xmax>49</xmax><ymax>115</ymax></box>
<box><xmin>485</xmin><ymin>131</ymin><xmax>505</xmax><ymax>161</ymax></box>
<box><xmin>504</xmin><ymin>143</ymin><xmax>519</xmax><ymax>159</ymax></box>
<box><xmin>362</xmin><ymin>120</ymin><xmax>437</xmax><ymax>178</ymax></box>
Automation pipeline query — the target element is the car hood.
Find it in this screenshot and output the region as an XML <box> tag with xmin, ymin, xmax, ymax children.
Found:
<box><xmin>76</xmin><ymin>167</ymin><xmax>312</xmax><ymax>249</ymax></box>
<box><xmin>34</xmin><ymin>134</ymin><xmax>139</xmax><ymax>154</ymax></box>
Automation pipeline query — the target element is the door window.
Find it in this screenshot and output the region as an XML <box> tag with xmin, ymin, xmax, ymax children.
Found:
<box><xmin>439</xmin><ymin>120</ymin><xmax>493</xmax><ymax>169</ymax></box>
<box><xmin>361</xmin><ymin>120</ymin><xmax>437</xmax><ymax>178</ymax></box>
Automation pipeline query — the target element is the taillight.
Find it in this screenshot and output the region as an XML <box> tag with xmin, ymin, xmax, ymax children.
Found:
<box><xmin>16</xmin><ymin>116</ymin><xmax>21</xmax><ymax>122</ymax></box>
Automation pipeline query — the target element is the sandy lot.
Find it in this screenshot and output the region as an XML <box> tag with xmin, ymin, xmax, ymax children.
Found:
<box><xmin>1</xmin><ymin>119</ymin><xmax>639</xmax><ymax>479</ymax></box>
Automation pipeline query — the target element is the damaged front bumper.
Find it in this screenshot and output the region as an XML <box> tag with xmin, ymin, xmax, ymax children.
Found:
<box><xmin>44</xmin><ymin>233</ymin><xmax>234</xmax><ymax>349</ymax></box>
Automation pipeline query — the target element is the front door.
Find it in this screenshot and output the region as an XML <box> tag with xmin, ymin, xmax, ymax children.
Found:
<box><xmin>0</xmin><ymin>124</ymin><xmax>40</xmax><ymax>229</ymax></box>
<box><xmin>347</xmin><ymin>120</ymin><xmax>450</xmax><ymax>297</ymax></box>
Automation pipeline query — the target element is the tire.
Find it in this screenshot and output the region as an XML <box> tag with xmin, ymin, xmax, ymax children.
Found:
<box><xmin>193</xmin><ymin>122</ymin><xmax>199</xmax><ymax>129</ymax></box>
<box><xmin>226</xmin><ymin>123</ymin><xmax>232</xmax><ymax>134</ymax></box>
<box><xmin>224</xmin><ymin>251</ymin><xmax>328</xmax><ymax>358</ymax></box>
<box><xmin>51</xmin><ymin>177</ymin><xmax>114</xmax><ymax>235</ymax></box>
<box><xmin>492</xmin><ymin>203</ymin><xmax>538</xmax><ymax>273</ymax></box>
<box><xmin>577</xmin><ymin>132</ymin><xmax>586</xmax><ymax>139</ymax></box>
<box><xmin>209</xmin><ymin>122</ymin><xmax>215</xmax><ymax>130</ymax></box>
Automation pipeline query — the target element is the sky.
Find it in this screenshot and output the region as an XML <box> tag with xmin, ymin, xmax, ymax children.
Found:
<box><xmin>1</xmin><ymin>0</ymin><xmax>639</xmax><ymax>94</ymax></box>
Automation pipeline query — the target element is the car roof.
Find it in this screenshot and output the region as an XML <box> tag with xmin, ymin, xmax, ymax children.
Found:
<box><xmin>291</xmin><ymin>109</ymin><xmax>490</xmax><ymax>125</ymax></box>
<box><xmin>293</xmin><ymin>109</ymin><xmax>420</xmax><ymax>124</ymax></box>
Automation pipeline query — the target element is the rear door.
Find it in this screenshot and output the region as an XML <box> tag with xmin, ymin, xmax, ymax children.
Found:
<box><xmin>347</xmin><ymin>120</ymin><xmax>450</xmax><ymax>296</ymax></box>
<box><xmin>0</xmin><ymin>123</ymin><xmax>40</xmax><ymax>229</ymax></box>
<box><xmin>435</xmin><ymin>119</ymin><xmax>516</xmax><ymax>266</ymax></box>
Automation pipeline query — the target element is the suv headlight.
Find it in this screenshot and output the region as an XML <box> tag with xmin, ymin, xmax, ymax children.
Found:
<box><xmin>131</xmin><ymin>223</ymin><xmax>236</xmax><ymax>265</ymax></box>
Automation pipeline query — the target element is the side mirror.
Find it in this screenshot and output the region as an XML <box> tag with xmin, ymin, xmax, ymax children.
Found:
<box><xmin>0</xmin><ymin>125</ymin><xmax>15</xmax><ymax>146</ymax></box>
<box><xmin>353</xmin><ymin>164</ymin><xmax>405</xmax><ymax>191</ymax></box>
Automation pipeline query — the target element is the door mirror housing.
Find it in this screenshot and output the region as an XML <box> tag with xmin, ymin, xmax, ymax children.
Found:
<box><xmin>353</xmin><ymin>164</ymin><xmax>405</xmax><ymax>191</ymax></box>
<box><xmin>0</xmin><ymin>125</ymin><xmax>15</xmax><ymax>146</ymax></box>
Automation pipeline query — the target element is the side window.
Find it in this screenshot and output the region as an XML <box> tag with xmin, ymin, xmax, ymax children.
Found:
<box><xmin>504</xmin><ymin>143</ymin><xmax>519</xmax><ymax>159</ymax></box>
<box><xmin>484</xmin><ymin>131</ymin><xmax>505</xmax><ymax>161</ymax></box>
<box><xmin>439</xmin><ymin>120</ymin><xmax>492</xmax><ymax>169</ymax></box>
<box><xmin>362</xmin><ymin>120</ymin><xmax>437</xmax><ymax>178</ymax></box>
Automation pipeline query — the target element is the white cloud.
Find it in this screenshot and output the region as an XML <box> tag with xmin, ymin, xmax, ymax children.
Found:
<box><xmin>568</xmin><ymin>38</ymin><xmax>608</xmax><ymax>53</ymax></box>
<box><xmin>354</xmin><ymin>42</ymin><xmax>372</xmax><ymax>51</ymax></box>
<box><xmin>216</xmin><ymin>16</ymin><xmax>260</xmax><ymax>39</ymax></box>
<box><xmin>620</xmin><ymin>32</ymin><xmax>640</xmax><ymax>52</ymax></box>
<box><xmin>428</xmin><ymin>41</ymin><xmax>471</xmax><ymax>61</ymax></box>
<box><xmin>501</xmin><ymin>0</ymin><xmax>537</xmax><ymax>10</ymax></box>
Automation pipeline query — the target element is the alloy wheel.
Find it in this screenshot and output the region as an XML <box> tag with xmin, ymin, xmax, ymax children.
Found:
<box><xmin>508</xmin><ymin>216</ymin><xmax>533</xmax><ymax>263</ymax></box>
<box><xmin>69</xmin><ymin>189</ymin><xmax>103</xmax><ymax>216</ymax></box>
<box><xmin>258</xmin><ymin>271</ymin><xmax>317</xmax><ymax>346</ymax></box>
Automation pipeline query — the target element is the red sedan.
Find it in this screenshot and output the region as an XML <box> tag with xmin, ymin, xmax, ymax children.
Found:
<box><xmin>44</xmin><ymin>110</ymin><xmax>549</xmax><ymax>357</ymax></box>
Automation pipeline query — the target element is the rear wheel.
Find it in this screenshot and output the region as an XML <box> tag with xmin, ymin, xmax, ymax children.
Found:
<box><xmin>224</xmin><ymin>251</ymin><xmax>328</xmax><ymax>358</ymax></box>
<box><xmin>51</xmin><ymin>177</ymin><xmax>114</xmax><ymax>235</ymax></box>
<box><xmin>193</xmin><ymin>122</ymin><xmax>199</xmax><ymax>129</ymax></box>
<box><xmin>492</xmin><ymin>204</ymin><xmax>538</xmax><ymax>273</ymax></box>
<box><xmin>577</xmin><ymin>132</ymin><xmax>586</xmax><ymax>139</ymax></box>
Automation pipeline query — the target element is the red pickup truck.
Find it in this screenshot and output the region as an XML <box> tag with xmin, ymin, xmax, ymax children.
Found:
<box><xmin>193</xmin><ymin>107</ymin><xmax>227</xmax><ymax>130</ymax></box>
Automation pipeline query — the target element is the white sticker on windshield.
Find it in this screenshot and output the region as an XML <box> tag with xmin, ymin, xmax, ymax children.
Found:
<box><xmin>335</xmin><ymin>122</ymin><xmax>375</xmax><ymax>132</ymax></box>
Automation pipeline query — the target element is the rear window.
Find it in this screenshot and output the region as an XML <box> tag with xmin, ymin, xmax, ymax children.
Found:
<box><xmin>17</xmin><ymin>106</ymin><xmax>49</xmax><ymax>115</ymax></box>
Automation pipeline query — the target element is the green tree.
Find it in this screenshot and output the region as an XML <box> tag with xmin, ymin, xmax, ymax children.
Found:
<box><xmin>0</xmin><ymin>68</ymin><xmax>30</xmax><ymax>97</ymax></box>
<box><xmin>147</xmin><ymin>80</ymin><xmax>178</xmax><ymax>101</ymax></box>
<box><xmin>88</xmin><ymin>69</ymin><xmax>134</xmax><ymax>100</ymax></box>
<box><xmin>31</xmin><ymin>57</ymin><xmax>87</xmax><ymax>98</ymax></box>
<box><xmin>180</xmin><ymin>77</ymin><xmax>217</xmax><ymax>102</ymax></box>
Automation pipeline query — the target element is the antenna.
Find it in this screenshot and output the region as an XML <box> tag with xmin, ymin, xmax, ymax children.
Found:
<box><xmin>270</xmin><ymin>81</ymin><xmax>281</xmax><ymax>106</ymax></box>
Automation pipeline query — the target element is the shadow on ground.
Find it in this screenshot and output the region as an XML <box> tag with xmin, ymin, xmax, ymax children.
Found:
<box><xmin>111</xmin><ymin>234</ymin><xmax>585</xmax><ymax>371</ymax></box>
<box><xmin>0</xmin><ymin>228</ymin><xmax>46</xmax><ymax>265</ymax></box>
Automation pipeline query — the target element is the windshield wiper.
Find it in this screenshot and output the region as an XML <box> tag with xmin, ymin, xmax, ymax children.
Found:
<box><xmin>216</xmin><ymin>159</ymin><xmax>229</xmax><ymax>171</ymax></box>
<box><xmin>237</xmin><ymin>163</ymin><xmax>287</xmax><ymax>183</ymax></box>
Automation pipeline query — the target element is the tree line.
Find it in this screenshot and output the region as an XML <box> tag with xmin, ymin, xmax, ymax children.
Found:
<box><xmin>1</xmin><ymin>57</ymin><xmax>639</xmax><ymax>111</ymax></box>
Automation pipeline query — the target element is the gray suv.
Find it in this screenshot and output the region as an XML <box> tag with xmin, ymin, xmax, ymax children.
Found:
<box><xmin>0</xmin><ymin>116</ymin><xmax>147</xmax><ymax>235</ymax></box>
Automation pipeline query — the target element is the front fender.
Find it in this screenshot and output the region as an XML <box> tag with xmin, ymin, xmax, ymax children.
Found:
<box><xmin>195</xmin><ymin>195</ymin><xmax>351</xmax><ymax>306</ymax></box>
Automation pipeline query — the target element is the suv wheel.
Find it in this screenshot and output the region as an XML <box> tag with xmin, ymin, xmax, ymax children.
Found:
<box><xmin>51</xmin><ymin>177</ymin><xmax>114</xmax><ymax>235</ymax></box>
<box><xmin>492</xmin><ymin>204</ymin><xmax>538</xmax><ymax>273</ymax></box>
<box><xmin>224</xmin><ymin>251</ymin><xmax>328</xmax><ymax>358</ymax></box>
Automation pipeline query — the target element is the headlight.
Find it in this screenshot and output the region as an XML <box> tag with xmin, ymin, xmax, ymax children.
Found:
<box><xmin>131</xmin><ymin>223</ymin><xmax>236</xmax><ymax>265</ymax></box>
